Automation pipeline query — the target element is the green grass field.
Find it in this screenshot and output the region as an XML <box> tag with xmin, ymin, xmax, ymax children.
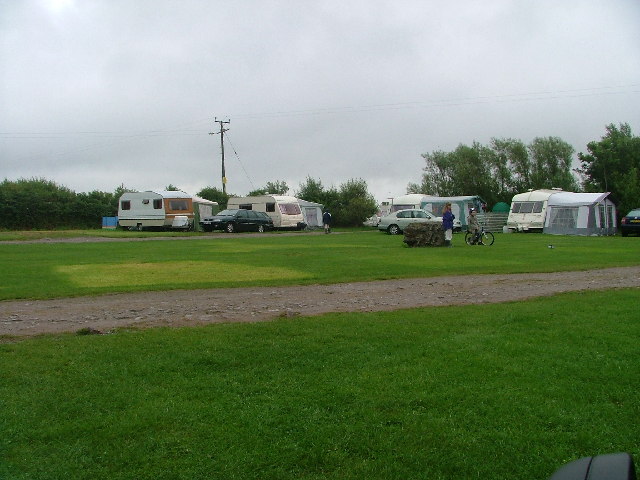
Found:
<box><xmin>1</xmin><ymin>230</ymin><xmax>639</xmax><ymax>479</ymax></box>
<box><xmin>1</xmin><ymin>230</ymin><xmax>639</xmax><ymax>301</ymax></box>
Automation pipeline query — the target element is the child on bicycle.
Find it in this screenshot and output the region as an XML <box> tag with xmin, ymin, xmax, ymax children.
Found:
<box><xmin>468</xmin><ymin>208</ymin><xmax>481</xmax><ymax>244</ymax></box>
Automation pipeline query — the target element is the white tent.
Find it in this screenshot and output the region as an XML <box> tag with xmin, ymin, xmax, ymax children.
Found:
<box><xmin>298</xmin><ymin>199</ymin><xmax>324</xmax><ymax>228</ymax></box>
<box><xmin>543</xmin><ymin>192</ymin><xmax>616</xmax><ymax>236</ymax></box>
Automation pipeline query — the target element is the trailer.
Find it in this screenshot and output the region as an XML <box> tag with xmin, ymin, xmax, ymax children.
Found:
<box><xmin>117</xmin><ymin>191</ymin><xmax>218</xmax><ymax>231</ymax></box>
<box><xmin>506</xmin><ymin>189</ymin><xmax>560</xmax><ymax>232</ymax></box>
<box><xmin>227</xmin><ymin>195</ymin><xmax>306</xmax><ymax>229</ymax></box>
<box><xmin>389</xmin><ymin>194</ymin><xmax>427</xmax><ymax>212</ymax></box>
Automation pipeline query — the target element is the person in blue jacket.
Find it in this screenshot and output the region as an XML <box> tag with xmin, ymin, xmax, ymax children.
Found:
<box><xmin>442</xmin><ymin>203</ymin><xmax>455</xmax><ymax>247</ymax></box>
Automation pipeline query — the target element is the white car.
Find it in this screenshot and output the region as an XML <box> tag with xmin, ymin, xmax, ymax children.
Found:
<box><xmin>377</xmin><ymin>208</ymin><xmax>460</xmax><ymax>235</ymax></box>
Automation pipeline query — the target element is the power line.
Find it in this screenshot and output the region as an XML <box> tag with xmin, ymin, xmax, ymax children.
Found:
<box><xmin>1</xmin><ymin>83</ymin><xmax>638</xmax><ymax>138</ymax></box>
<box><xmin>224</xmin><ymin>131</ymin><xmax>256</xmax><ymax>192</ymax></box>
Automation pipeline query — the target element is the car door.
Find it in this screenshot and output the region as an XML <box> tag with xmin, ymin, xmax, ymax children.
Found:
<box><xmin>395</xmin><ymin>210</ymin><xmax>412</xmax><ymax>230</ymax></box>
<box><xmin>247</xmin><ymin>211</ymin><xmax>262</xmax><ymax>231</ymax></box>
<box><xmin>236</xmin><ymin>209</ymin><xmax>250</xmax><ymax>231</ymax></box>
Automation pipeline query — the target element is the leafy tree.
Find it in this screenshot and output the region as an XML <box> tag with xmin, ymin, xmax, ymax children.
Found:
<box><xmin>334</xmin><ymin>179</ymin><xmax>378</xmax><ymax>227</ymax></box>
<box><xmin>0</xmin><ymin>178</ymin><xmax>77</xmax><ymax>229</ymax></box>
<box><xmin>412</xmin><ymin>136</ymin><xmax>580</xmax><ymax>205</ymax></box>
<box><xmin>74</xmin><ymin>190</ymin><xmax>115</xmax><ymax>228</ymax></box>
<box><xmin>165</xmin><ymin>184</ymin><xmax>181</xmax><ymax>191</ymax></box>
<box><xmin>197</xmin><ymin>186</ymin><xmax>231</xmax><ymax>209</ymax></box>
<box><xmin>407</xmin><ymin>150</ymin><xmax>455</xmax><ymax>196</ymax></box>
<box><xmin>296</xmin><ymin>177</ymin><xmax>326</xmax><ymax>204</ymax></box>
<box><xmin>296</xmin><ymin>177</ymin><xmax>377</xmax><ymax>227</ymax></box>
<box><xmin>528</xmin><ymin>137</ymin><xmax>579</xmax><ymax>191</ymax></box>
<box><xmin>248</xmin><ymin>180</ymin><xmax>289</xmax><ymax>196</ymax></box>
<box><xmin>577</xmin><ymin>123</ymin><xmax>640</xmax><ymax>217</ymax></box>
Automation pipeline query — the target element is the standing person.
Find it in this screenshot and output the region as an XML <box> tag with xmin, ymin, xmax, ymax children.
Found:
<box><xmin>322</xmin><ymin>210</ymin><xmax>332</xmax><ymax>234</ymax></box>
<box><xmin>442</xmin><ymin>203</ymin><xmax>455</xmax><ymax>247</ymax></box>
<box><xmin>468</xmin><ymin>208</ymin><xmax>481</xmax><ymax>244</ymax></box>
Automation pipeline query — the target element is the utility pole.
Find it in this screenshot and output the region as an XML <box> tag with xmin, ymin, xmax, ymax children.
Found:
<box><xmin>209</xmin><ymin>118</ymin><xmax>230</xmax><ymax>194</ymax></box>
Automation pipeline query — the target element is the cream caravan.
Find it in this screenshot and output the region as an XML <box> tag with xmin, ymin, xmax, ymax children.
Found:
<box><xmin>506</xmin><ymin>189</ymin><xmax>559</xmax><ymax>232</ymax></box>
<box><xmin>227</xmin><ymin>195</ymin><xmax>306</xmax><ymax>229</ymax></box>
<box><xmin>118</xmin><ymin>191</ymin><xmax>218</xmax><ymax>231</ymax></box>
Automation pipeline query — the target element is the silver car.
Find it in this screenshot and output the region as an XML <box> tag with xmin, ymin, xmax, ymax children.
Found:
<box><xmin>378</xmin><ymin>208</ymin><xmax>459</xmax><ymax>235</ymax></box>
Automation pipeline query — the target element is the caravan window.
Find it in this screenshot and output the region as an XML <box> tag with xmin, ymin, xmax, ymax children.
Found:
<box><xmin>239</xmin><ymin>204</ymin><xmax>252</xmax><ymax>210</ymax></box>
<box><xmin>121</xmin><ymin>200</ymin><xmax>131</xmax><ymax>210</ymax></box>
<box><xmin>169</xmin><ymin>200</ymin><xmax>189</xmax><ymax>211</ymax></box>
<box><xmin>266</xmin><ymin>203</ymin><xmax>276</xmax><ymax>212</ymax></box>
<box><xmin>153</xmin><ymin>199</ymin><xmax>162</xmax><ymax>209</ymax></box>
<box><xmin>519</xmin><ymin>202</ymin><xmax>534</xmax><ymax>214</ymax></box>
<box><xmin>279</xmin><ymin>203</ymin><xmax>302</xmax><ymax>215</ymax></box>
<box><xmin>512</xmin><ymin>201</ymin><xmax>543</xmax><ymax>214</ymax></box>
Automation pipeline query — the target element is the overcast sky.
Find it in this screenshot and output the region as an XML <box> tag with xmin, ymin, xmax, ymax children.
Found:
<box><xmin>1</xmin><ymin>0</ymin><xmax>639</xmax><ymax>202</ymax></box>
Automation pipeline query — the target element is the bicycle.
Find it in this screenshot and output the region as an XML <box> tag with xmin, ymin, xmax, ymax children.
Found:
<box><xmin>465</xmin><ymin>226</ymin><xmax>495</xmax><ymax>246</ymax></box>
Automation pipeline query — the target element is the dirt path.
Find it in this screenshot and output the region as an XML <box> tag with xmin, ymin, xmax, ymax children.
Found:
<box><xmin>2</xmin><ymin>266</ymin><xmax>639</xmax><ymax>337</ymax></box>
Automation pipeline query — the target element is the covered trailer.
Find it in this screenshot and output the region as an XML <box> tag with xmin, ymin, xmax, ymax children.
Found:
<box><xmin>543</xmin><ymin>192</ymin><xmax>616</xmax><ymax>236</ymax></box>
<box><xmin>419</xmin><ymin>195</ymin><xmax>486</xmax><ymax>229</ymax></box>
<box><xmin>506</xmin><ymin>189</ymin><xmax>559</xmax><ymax>232</ymax></box>
<box><xmin>298</xmin><ymin>199</ymin><xmax>324</xmax><ymax>228</ymax></box>
<box><xmin>118</xmin><ymin>191</ymin><xmax>218</xmax><ymax>231</ymax></box>
<box><xmin>389</xmin><ymin>194</ymin><xmax>427</xmax><ymax>212</ymax></box>
<box><xmin>227</xmin><ymin>195</ymin><xmax>306</xmax><ymax>229</ymax></box>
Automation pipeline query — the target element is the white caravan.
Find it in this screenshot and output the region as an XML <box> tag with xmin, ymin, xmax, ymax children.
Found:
<box><xmin>506</xmin><ymin>189</ymin><xmax>560</xmax><ymax>232</ymax></box>
<box><xmin>389</xmin><ymin>194</ymin><xmax>427</xmax><ymax>212</ymax></box>
<box><xmin>118</xmin><ymin>191</ymin><xmax>218</xmax><ymax>231</ymax></box>
<box><xmin>227</xmin><ymin>195</ymin><xmax>306</xmax><ymax>229</ymax></box>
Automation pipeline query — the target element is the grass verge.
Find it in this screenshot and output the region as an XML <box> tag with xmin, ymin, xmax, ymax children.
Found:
<box><xmin>1</xmin><ymin>289</ymin><xmax>638</xmax><ymax>479</ymax></box>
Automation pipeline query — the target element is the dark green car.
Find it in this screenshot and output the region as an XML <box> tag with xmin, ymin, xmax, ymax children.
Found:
<box><xmin>200</xmin><ymin>209</ymin><xmax>274</xmax><ymax>233</ymax></box>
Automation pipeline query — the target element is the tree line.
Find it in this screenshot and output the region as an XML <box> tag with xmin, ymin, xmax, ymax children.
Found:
<box><xmin>0</xmin><ymin>177</ymin><xmax>378</xmax><ymax>229</ymax></box>
<box><xmin>1</xmin><ymin>123</ymin><xmax>636</xmax><ymax>230</ymax></box>
<box><xmin>409</xmin><ymin>123</ymin><xmax>639</xmax><ymax>218</ymax></box>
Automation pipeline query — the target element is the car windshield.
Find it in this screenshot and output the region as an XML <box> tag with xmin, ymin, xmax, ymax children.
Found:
<box><xmin>216</xmin><ymin>209</ymin><xmax>237</xmax><ymax>216</ymax></box>
<box><xmin>626</xmin><ymin>209</ymin><xmax>640</xmax><ymax>217</ymax></box>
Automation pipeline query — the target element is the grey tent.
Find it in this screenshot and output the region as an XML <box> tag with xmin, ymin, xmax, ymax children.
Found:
<box><xmin>298</xmin><ymin>199</ymin><xmax>324</xmax><ymax>228</ymax></box>
<box><xmin>543</xmin><ymin>192</ymin><xmax>616</xmax><ymax>236</ymax></box>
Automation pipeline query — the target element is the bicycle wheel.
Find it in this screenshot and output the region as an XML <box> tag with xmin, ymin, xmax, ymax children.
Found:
<box><xmin>464</xmin><ymin>232</ymin><xmax>474</xmax><ymax>245</ymax></box>
<box><xmin>480</xmin><ymin>231</ymin><xmax>495</xmax><ymax>246</ymax></box>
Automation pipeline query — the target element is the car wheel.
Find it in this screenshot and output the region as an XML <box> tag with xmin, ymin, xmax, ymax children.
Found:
<box><xmin>226</xmin><ymin>223</ymin><xmax>235</xmax><ymax>233</ymax></box>
<box><xmin>622</xmin><ymin>230</ymin><xmax>628</xmax><ymax>237</ymax></box>
<box><xmin>257</xmin><ymin>225</ymin><xmax>265</xmax><ymax>233</ymax></box>
<box><xmin>388</xmin><ymin>224</ymin><xmax>401</xmax><ymax>235</ymax></box>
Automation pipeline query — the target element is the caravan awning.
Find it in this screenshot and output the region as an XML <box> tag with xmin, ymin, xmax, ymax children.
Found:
<box><xmin>547</xmin><ymin>192</ymin><xmax>611</xmax><ymax>207</ymax></box>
